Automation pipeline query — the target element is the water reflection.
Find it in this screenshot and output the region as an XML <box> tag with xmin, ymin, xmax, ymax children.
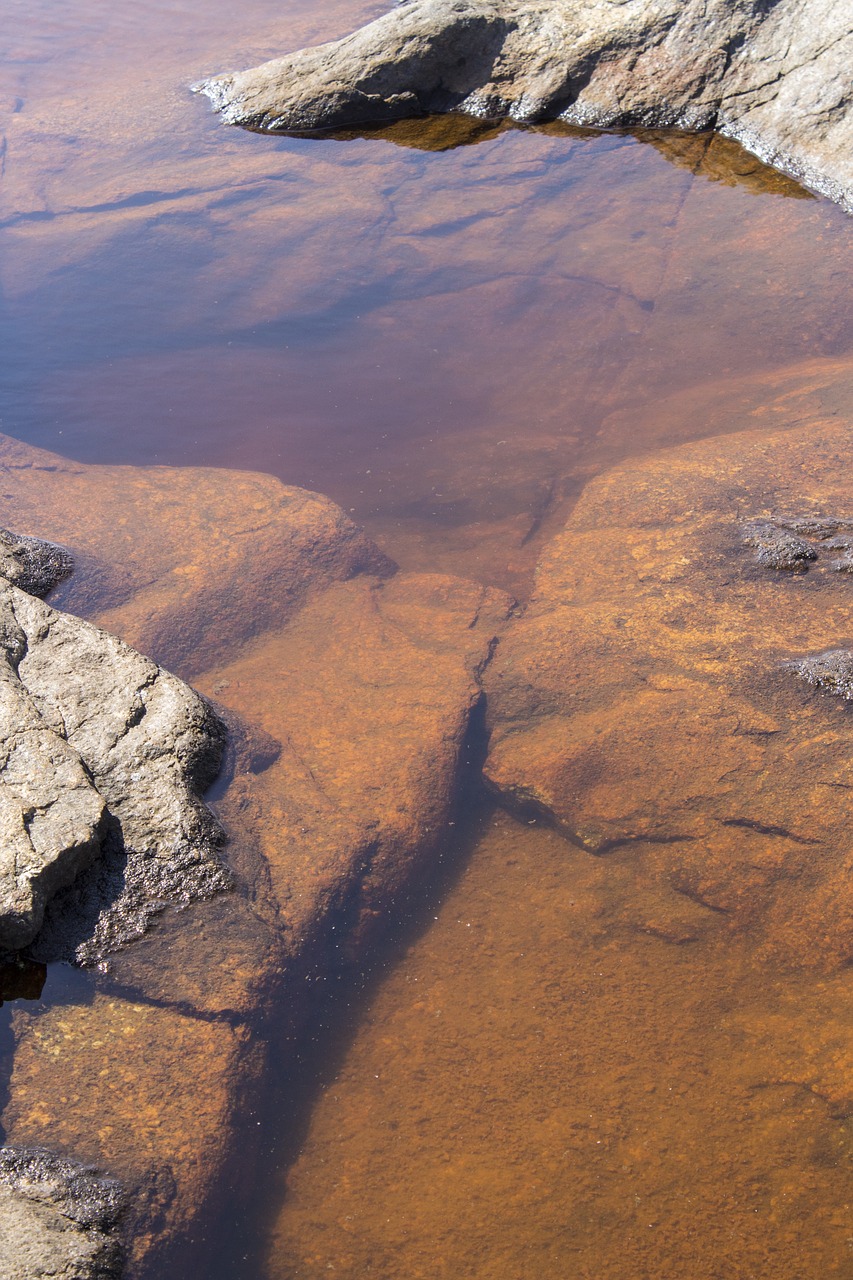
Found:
<box><xmin>316</xmin><ymin>114</ymin><xmax>817</xmax><ymax>200</ymax></box>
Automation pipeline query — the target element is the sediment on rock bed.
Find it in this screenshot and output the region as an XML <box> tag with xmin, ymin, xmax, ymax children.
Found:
<box><xmin>484</xmin><ymin>415</ymin><xmax>853</xmax><ymax>968</ymax></box>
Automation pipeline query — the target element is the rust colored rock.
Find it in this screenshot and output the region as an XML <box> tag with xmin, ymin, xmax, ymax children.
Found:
<box><xmin>0</xmin><ymin>433</ymin><xmax>393</xmax><ymax>678</ymax></box>
<box><xmin>2</xmin><ymin>993</ymin><xmax>261</xmax><ymax>1276</ymax></box>
<box><xmin>484</xmin><ymin>417</ymin><xmax>853</xmax><ymax>967</ymax></box>
<box><xmin>199</xmin><ymin>571</ymin><xmax>513</xmax><ymax>964</ymax></box>
<box><xmin>0</xmin><ymin>431</ymin><xmax>513</xmax><ymax>1277</ymax></box>
<box><xmin>195</xmin><ymin>0</ymin><xmax>853</xmax><ymax>212</ymax></box>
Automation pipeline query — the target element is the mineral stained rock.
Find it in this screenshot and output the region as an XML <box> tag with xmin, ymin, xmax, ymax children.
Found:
<box><xmin>195</xmin><ymin>0</ymin><xmax>853</xmax><ymax>211</ymax></box>
<box><xmin>0</xmin><ymin>555</ymin><xmax>228</xmax><ymax>963</ymax></box>
<box><xmin>484</xmin><ymin>417</ymin><xmax>853</xmax><ymax>967</ymax></box>
<box><xmin>198</xmin><ymin>571</ymin><xmax>514</xmax><ymax>960</ymax></box>
<box><xmin>0</xmin><ymin>1147</ymin><xmax>125</xmax><ymax>1280</ymax></box>
<box><xmin>0</xmin><ymin>433</ymin><xmax>392</xmax><ymax>678</ymax></box>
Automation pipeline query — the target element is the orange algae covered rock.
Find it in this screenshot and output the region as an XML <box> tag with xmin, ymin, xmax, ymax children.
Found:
<box><xmin>198</xmin><ymin>571</ymin><xmax>514</xmax><ymax>960</ymax></box>
<box><xmin>485</xmin><ymin>416</ymin><xmax>853</xmax><ymax>966</ymax></box>
<box><xmin>0</xmin><ymin>432</ymin><xmax>392</xmax><ymax>677</ymax></box>
<box><xmin>2</xmin><ymin>993</ymin><xmax>261</xmax><ymax>1274</ymax></box>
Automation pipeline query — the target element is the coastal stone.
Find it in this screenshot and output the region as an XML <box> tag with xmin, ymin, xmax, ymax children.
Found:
<box><xmin>0</xmin><ymin>516</ymin><xmax>230</xmax><ymax>960</ymax></box>
<box><xmin>0</xmin><ymin>579</ymin><xmax>110</xmax><ymax>952</ymax></box>
<box><xmin>484</xmin><ymin>417</ymin><xmax>853</xmax><ymax>967</ymax></box>
<box><xmin>0</xmin><ymin>1147</ymin><xmax>124</xmax><ymax>1280</ymax></box>
<box><xmin>195</xmin><ymin>0</ymin><xmax>853</xmax><ymax>211</ymax></box>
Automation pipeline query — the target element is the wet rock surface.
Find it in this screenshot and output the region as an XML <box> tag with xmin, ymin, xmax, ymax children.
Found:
<box><xmin>197</xmin><ymin>0</ymin><xmax>853</xmax><ymax>211</ymax></box>
<box><xmin>790</xmin><ymin>648</ymin><xmax>853</xmax><ymax>701</ymax></box>
<box><xmin>198</xmin><ymin>571</ymin><xmax>513</xmax><ymax>961</ymax></box>
<box><xmin>0</xmin><ymin>528</ymin><xmax>74</xmax><ymax>600</ymax></box>
<box><xmin>0</xmin><ymin>1146</ymin><xmax>125</xmax><ymax>1280</ymax></box>
<box><xmin>484</xmin><ymin>417</ymin><xmax>853</xmax><ymax>967</ymax></box>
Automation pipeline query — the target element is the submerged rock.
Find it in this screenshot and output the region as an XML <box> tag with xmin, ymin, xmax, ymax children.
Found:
<box><xmin>0</xmin><ymin>1147</ymin><xmax>125</xmax><ymax>1280</ymax></box>
<box><xmin>194</xmin><ymin>0</ymin><xmax>853</xmax><ymax>211</ymax></box>
<box><xmin>484</xmin><ymin>417</ymin><xmax>853</xmax><ymax>967</ymax></box>
<box><xmin>0</xmin><ymin>436</ymin><xmax>513</xmax><ymax>1277</ymax></box>
<box><xmin>0</xmin><ymin>432</ymin><xmax>393</xmax><ymax>679</ymax></box>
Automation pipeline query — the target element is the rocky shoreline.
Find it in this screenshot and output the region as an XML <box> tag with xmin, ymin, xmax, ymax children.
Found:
<box><xmin>194</xmin><ymin>0</ymin><xmax>853</xmax><ymax>212</ymax></box>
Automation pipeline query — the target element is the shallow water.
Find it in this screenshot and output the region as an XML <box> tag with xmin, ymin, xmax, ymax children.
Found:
<box><xmin>2</xmin><ymin>0</ymin><xmax>853</xmax><ymax>1276</ymax></box>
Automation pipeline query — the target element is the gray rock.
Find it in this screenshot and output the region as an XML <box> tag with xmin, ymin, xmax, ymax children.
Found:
<box><xmin>741</xmin><ymin>519</ymin><xmax>818</xmax><ymax>571</ymax></box>
<box><xmin>0</xmin><ymin>581</ymin><xmax>110</xmax><ymax>951</ymax></box>
<box><xmin>0</xmin><ymin>1147</ymin><xmax>124</xmax><ymax>1280</ymax></box>
<box><xmin>194</xmin><ymin>0</ymin><xmax>853</xmax><ymax>212</ymax></box>
<box><xmin>0</xmin><ymin>538</ymin><xmax>227</xmax><ymax>961</ymax></box>
<box><xmin>0</xmin><ymin>528</ymin><xmax>73</xmax><ymax>599</ymax></box>
<box><xmin>790</xmin><ymin>648</ymin><xmax>853</xmax><ymax>700</ymax></box>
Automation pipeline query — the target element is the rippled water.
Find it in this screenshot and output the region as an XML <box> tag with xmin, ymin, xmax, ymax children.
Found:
<box><xmin>2</xmin><ymin>0</ymin><xmax>853</xmax><ymax>1276</ymax></box>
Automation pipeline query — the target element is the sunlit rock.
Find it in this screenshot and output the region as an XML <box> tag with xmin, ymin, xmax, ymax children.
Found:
<box><xmin>195</xmin><ymin>0</ymin><xmax>853</xmax><ymax>211</ymax></box>
<box><xmin>0</xmin><ymin>531</ymin><xmax>226</xmax><ymax>958</ymax></box>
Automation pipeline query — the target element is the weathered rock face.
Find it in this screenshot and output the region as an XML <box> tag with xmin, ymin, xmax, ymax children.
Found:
<box><xmin>0</xmin><ymin>531</ymin><xmax>227</xmax><ymax>959</ymax></box>
<box><xmin>195</xmin><ymin>0</ymin><xmax>853</xmax><ymax>211</ymax></box>
<box><xmin>0</xmin><ymin>1147</ymin><xmax>125</xmax><ymax>1280</ymax></box>
<box><xmin>0</xmin><ymin>561</ymin><xmax>228</xmax><ymax>962</ymax></box>
<box><xmin>484</xmin><ymin>417</ymin><xmax>853</xmax><ymax>968</ymax></box>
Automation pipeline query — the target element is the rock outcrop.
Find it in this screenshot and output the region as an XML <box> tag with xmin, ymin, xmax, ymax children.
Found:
<box><xmin>194</xmin><ymin>0</ymin><xmax>853</xmax><ymax>211</ymax></box>
<box><xmin>0</xmin><ymin>533</ymin><xmax>227</xmax><ymax>959</ymax></box>
<box><xmin>484</xmin><ymin>416</ymin><xmax>853</xmax><ymax>967</ymax></box>
<box><xmin>0</xmin><ymin>1147</ymin><xmax>125</xmax><ymax>1280</ymax></box>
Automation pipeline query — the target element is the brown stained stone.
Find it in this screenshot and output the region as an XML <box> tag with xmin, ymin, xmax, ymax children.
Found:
<box><xmin>2</xmin><ymin>993</ymin><xmax>262</xmax><ymax>1276</ymax></box>
<box><xmin>266</xmin><ymin>810</ymin><xmax>853</xmax><ymax>1280</ymax></box>
<box><xmin>484</xmin><ymin>416</ymin><xmax>853</xmax><ymax>967</ymax></box>
<box><xmin>0</xmin><ymin>433</ymin><xmax>391</xmax><ymax>677</ymax></box>
<box><xmin>2</xmin><ymin>569</ymin><xmax>508</xmax><ymax>1274</ymax></box>
<box><xmin>197</xmin><ymin>572</ymin><xmax>513</xmax><ymax>960</ymax></box>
